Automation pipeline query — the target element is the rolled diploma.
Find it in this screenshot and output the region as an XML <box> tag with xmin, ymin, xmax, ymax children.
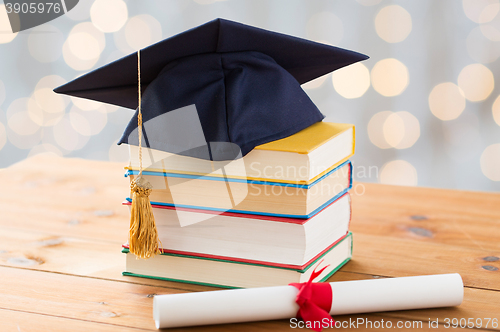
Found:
<box><xmin>153</xmin><ymin>273</ymin><xmax>463</xmax><ymax>329</ymax></box>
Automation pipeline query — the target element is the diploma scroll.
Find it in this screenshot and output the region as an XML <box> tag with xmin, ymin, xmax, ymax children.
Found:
<box><xmin>153</xmin><ymin>273</ymin><xmax>463</xmax><ymax>329</ymax></box>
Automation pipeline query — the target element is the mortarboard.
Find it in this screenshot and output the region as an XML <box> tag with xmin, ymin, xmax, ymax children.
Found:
<box><xmin>54</xmin><ymin>18</ymin><xmax>368</xmax><ymax>160</ymax></box>
<box><xmin>54</xmin><ymin>18</ymin><xmax>368</xmax><ymax>259</ymax></box>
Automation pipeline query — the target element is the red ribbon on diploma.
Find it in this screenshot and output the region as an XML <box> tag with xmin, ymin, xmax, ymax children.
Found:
<box><xmin>289</xmin><ymin>262</ymin><xmax>334</xmax><ymax>331</ymax></box>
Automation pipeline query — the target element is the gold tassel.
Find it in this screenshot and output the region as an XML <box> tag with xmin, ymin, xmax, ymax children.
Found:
<box><xmin>128</xmin><ymin>49</ymin><xmax>161</xmax><ymax>259</ymax></box>
<box><xmin>129</xmin><ymin>176</ymin><xmax>161</xmax><ymax>259</ymax></box>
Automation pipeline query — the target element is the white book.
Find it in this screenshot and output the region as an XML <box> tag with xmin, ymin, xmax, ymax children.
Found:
<box><xmin>123</xmin><ymin>233</ymin><xmax>353</xmax><ymax>289</ymax></box>
<box><xmin>124</xmin><ymin>193</ymin><xmax>351</xmax><ymax>266</ymax></box>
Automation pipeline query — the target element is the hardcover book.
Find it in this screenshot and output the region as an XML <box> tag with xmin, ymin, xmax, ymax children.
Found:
<box><xmin>123</xmin><ymin>233</ymin><xmax>353</xmax><ymax>288</ymax></box>
<box><xmin>127</xmin><ymin>122</ymin><xmax>355</xmax><ymax>185</ymax></box>
<box><xmin>126</xmin><ymin>160</ymin><xmax>352</xmax><ymax>219</ymax></box>
<box><xmin>123</xmin><ymin>192</ymin><xmax>351</xmax><ymax>266</ymax></box>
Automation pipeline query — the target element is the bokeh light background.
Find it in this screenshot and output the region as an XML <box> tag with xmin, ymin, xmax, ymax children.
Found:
<box><xmin>1</xmin><ymin>0</ymin><xmax>500</xmax><ymax>191</ymax></box>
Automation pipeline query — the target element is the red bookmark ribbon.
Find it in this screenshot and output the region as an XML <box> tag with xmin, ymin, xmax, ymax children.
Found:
<box><xmin>289</xmin><ymin>262</ymin><xmax>334</xmax><ymax>331</ymax></box>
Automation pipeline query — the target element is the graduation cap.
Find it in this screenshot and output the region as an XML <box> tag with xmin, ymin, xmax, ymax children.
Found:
<box><xmin>54</xmin><ymin>18</ymin><xmax>368</xmax><ymax>160</ymax></box>
<box><xmin>54</xmin><ymin>18</ymin><xmax>368</xmax><ymax>259</ymax></box>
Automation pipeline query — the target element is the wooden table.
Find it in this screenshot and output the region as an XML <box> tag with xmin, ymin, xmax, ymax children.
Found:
<box><xmin>1</xmin><ymin>155</ymin><xmax>499</xmax><ymax>331</ymax></box>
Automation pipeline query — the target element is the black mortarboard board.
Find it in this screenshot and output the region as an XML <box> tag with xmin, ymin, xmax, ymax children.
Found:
<box><xmin>54</xmin><ymin>18</ymin><xmax>368</xmax><ymax>160</ymax></box>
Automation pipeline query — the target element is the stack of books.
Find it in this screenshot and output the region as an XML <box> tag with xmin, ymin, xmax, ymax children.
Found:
<box><xmin>122</xmin><ymin>122</ymin><xmax>355</xmax><ymax>288</ymax></box>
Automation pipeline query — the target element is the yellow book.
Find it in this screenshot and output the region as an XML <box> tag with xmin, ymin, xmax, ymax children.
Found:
<box><xmin>256</xmin><ymin>122</ymin><xmax>354</xmax><ymax>154</ymax></box>
<box><xmin>126</xmin><ymin>122</ymin><xmax>355</xmax><ymax>185</ymax></box>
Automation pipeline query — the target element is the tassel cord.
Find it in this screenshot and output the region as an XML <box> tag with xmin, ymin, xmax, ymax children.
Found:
<box><xmin>128</xmin><ymin>50</ymin><xmax>162</xmax><ymax>259</ymax></box>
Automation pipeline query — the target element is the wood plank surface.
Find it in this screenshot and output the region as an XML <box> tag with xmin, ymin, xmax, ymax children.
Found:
<box><xmin>0</xmin><ymin>155</ymin><xmax>130</xmax><ymax>244</ymax></box>
<box><xmin>1</xmin><ymin>225</ymin><xmax>498</xmax><ymax>291</ymax></box>
<box><xmin>350</xmin><ymin>182</ymin><xmax>500</xmax><ymax>252</ymax></box>
<box><xmin>2</xmin><ymin>308</ymin><xmax>452</xmax><ymax>332</ymax></box>
<box><xmin>2</xmin><ymin>265</ymin><xmax>498</xmax><ymax>331</ymax></box>
<box><xmin>1</xmin><ymin>155</ymin><xmax>499</xmax><ymax>331</ymax></box>
<box><xmin>0</xmin><ymin>308</ymin><xmax>153</xmax><ymax>332</ymax></box>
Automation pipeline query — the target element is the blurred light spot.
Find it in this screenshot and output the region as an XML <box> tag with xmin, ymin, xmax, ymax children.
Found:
<box><xmin>28</xmin><ymin>95</ymin><xmax>64</xmax><ymax>127</ymax></box>
<box><xmin>117</xmin><ymin>14</ymin><xmax>162</xmax><ymax>52</ymax></box>
<box><xmin>368</xmin><ymin>111</ymin><xmax>420</xmax><ymax>150</ymax></box>
<box><xmin>91</xmin><ymin>0</ymin><xmax>128</xmax><ymax>33</ymax></box>
<box><xmin>28</xmin><ymin>24</ymin><xmax>64</xmax><ymax>63</ymax></box>
<box><xmin>371</xmin><ymin>58</ymin><xmax>409</xmax><ymax>97</ymax></box>
<box><xmin>0</xmin><ymin>121</ymin><xmax>6</xmax><ymax>151</ymax></box>
<box><xmin>306</xmin><ymin>12</ymin><xmax>343</xmax><ymax>45</ymax></box>
<box><xmin>383</xmin><ymin>112</ymin><xmax>405</xmax><ymax>147</ymax></box>
<box><xmin>6</xmin><ymin>98</ymin><xmax>24</xmax><ymax>119</ymax></box>
<box><xmin>68</xmin><ymin>32</ymin><xmax>101</xmax><ymax>61</ymax></box>
<box><xmin>331</xmin><ymin>62</ymin><xmax>370</xmax><ymax>99</ymax></box>
<box><xmin>7</xmin><ymin>131</ymin><xmax>42</xmax><ymax>149</ymax></box>
<box><xmin>63</xmin><ymin>40</ymin><xmax>98</xmax><ymax>71</ymax></box>
<box><xmin>384</xmin><ymin>111</ymin><xmax>420</xmax><ymax>149</ymax></box>
<box><xmin>108</xmin><ymin>139</ymin><xmax>129</xmax><ymax>162</ymax></box>
<box><xmin>0</xmin><ymin>80</ymin><xmax>5</xmax><ymax>106</ymax></box>
<box><xmin>8</xmin><ymin>111</ymin><xmax>40</xmax><ymax>136</ymax></box>
<box><xmin>481</xmin><ymin>143</ymin><xmax>500</xmax><ymax>180</ymax></box>
<box><xmin>34</xmin><ymin>88</ymin><xmax>66</xmax><ymax>114</ymax></box>
<box><xmin>302</xmin><ymin>74</ymin><xmax>329</xmax><ymax>90</ymax></box>
<box><xmin>71</xmin><ymin>96</ymin><xmax>100</xmax><ymax>111</ymax></box>
<box><xmin>28</xmin><ymin>144</ymin><xmax>63</xmax><ymax>158</ymax></box>
<box><xmin>463</xmin><ymin>0</ymin><xmax>499</xmax><ymax>23</ymax></box>
<box><xmin>6</xmin><ymin>101</ymin><xmax>43</xmax><ymax>150</ymax></box>
<box><xmin>69</xmin><ymin>105</ymin><xmax>108</xmax><ymax>136</ymax></box>
<box><xmin>6</xmin><ymin>98</ymin><xmax>40</xmax><ymax>136</ymax></box>
<box><xmin>395</xmin><ymin>112</ymin><xmax>420</xmax><ymax>149</ymax></box>
<box><xmin>466</xmin><ymin>27</ymin><xmax>500</xmax><ymax>63</ymax></box>
<box><xmin>69</xmin><ymin>109</ymin><xmax>92</xmax><ymax>136</ymax></box>
<box><xmin>493</xmin><ymin>95</ymin><xmax>500</xmax><ymax>126</ymax></box>
<box><xmin>66</xmin><ymin>0</ymin><xmax>92</xmax><ymax>21</ymax></box>
<box><xmin>356</xmin><ymin>0</ymin><xmax>382</xmax><ymax>6</ymax></box>
<box><xmin>0</xmin><ymin>5</ymin><xmax>18</xmax><ymax>44</ymax></box>
<box><xmin>380</xmin><ymin>160</ymin><xmax>418</xmax><ymax>186</ymax></box>
<box><xmin>480</xmin><ymin>20</ymin><xmax>500</xmax><ymax>41</ymax></box>
<box><xmin>102</xmin><ymin>104</ymin><xmax>119</xmax><ymax>113</ymax></box>
<box><xmin>53</xmin><ymin>115</ymin><xmax>89</xmax><ymax>152</ymax></box>
<box><xmin>480</xmin><ymin>3</ymin><xmax>500</xmax><ymax>22</ymax></box>
<box><xmin>368</xmin><ymin>111</ymin><xmax>393</xmax><ymax>149</ymax></box>
<box><xmin>457</xmin><ymin>63</ymin><xmax>494</xmax><ymax>102</ymax></box>
<box><xmin>429</xmin><ymin>82</ymin><xmax>466</xmax><ymax>120</ymax></box>
<box><xmin>73</xmin><ymin>22</ymin><xmax>106</xmax><ymax>51</ymax></box>
<box><xmin>375</xmin><ymin>5</ymin><xmax>412</xmax><ymax>43</ymax></box>
<box><xmin>34</xmin><ymin>75</ymin><xmax>69</xmax><ymax>114</ymax></box>
<box><xmin>113</xmin><ymin>27</ymin><xmax>129</xmax><ymax>53</ymax></box>
<box><xmin>63</xmin><ymin>22</ymin><xmax>105</xmax><ymax>70</ymax></box>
